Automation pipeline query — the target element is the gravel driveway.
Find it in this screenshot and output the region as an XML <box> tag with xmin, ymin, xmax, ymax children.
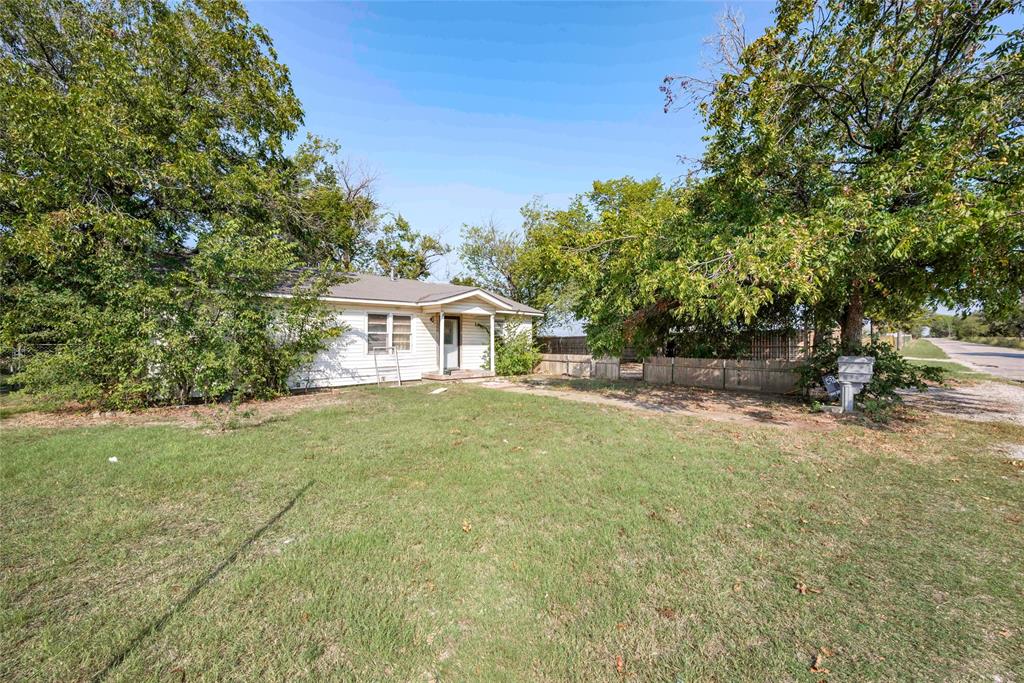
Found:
<box><xmin>901</xmin><ymin>380</ymin><xmax>1024</xmax><ymax>426</ymax></box>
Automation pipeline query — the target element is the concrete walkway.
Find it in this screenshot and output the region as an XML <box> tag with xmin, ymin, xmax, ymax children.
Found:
<box><xmin>929</xmin><ymin>338</ymin><xmax>1024</xmax><ymax>382</ymax></box>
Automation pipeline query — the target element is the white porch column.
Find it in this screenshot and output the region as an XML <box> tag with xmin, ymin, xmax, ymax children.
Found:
<box><xmin>438</xmin><ymin>311</ymin><xmax>445</xmax><ymax>372</ymax></box>
<box><xmin>489</xmin><ymin>313</ymin><xmax>495</xmax><ymax>373</ymax></box>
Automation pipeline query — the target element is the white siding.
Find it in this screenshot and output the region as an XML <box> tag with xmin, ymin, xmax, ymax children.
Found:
<box><xmin>290</xmin><ymin>304</ymin><xmax>439</xmax><ymax>388</ymax></box>
<box><xmin>289</xmin><ymin>304</ymin><xmax>536</xmax><ymax>388</ymax></box>
<box><xmin>459</xmin><ymin>314</ymin><xmax>491</xmax><ymax>370</ymax></box>
<box><xmin>498</xmin><ymin>315</ymin><xmax>533</xmax><ymax>340</ymax></box>
<box><xmin>459</xmin><ymin>314</ymin><xmax>533</xmax><ymax>371</ymax></box>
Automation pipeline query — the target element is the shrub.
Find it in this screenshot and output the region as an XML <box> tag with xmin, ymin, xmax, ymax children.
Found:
<box><xmin>486</xmin><ymin>325</ymin><xmax>541</xmax><ymax>376</ymax></box>
<box><xmin>798</xmin><ymin>338</ymin><xmax>944</xmax><ymax>408</ymax></box>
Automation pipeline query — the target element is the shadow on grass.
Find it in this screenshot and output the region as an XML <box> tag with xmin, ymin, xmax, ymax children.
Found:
<box><xmin>515</xmin><ymin>376</ymin><xmax>812</xmax><ymax>427</ymax></box>
<box><xmin>93</xmin><ymin>480</ymin><xmax>315</xmax><ymax>682</ymax></box>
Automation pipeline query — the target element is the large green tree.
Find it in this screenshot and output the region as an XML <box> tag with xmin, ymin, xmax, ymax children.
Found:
<box><xmin>0</xmin><ymin>0</ymin><xmax>341</xmax><ymax>407</ymax></box>
<box><xmin>456</xmin><ymin>219</ymin><xmax>538</xmax><ymax>303</ymax></box>
<box><xmin>367</xmin><ymin>215</ymin><xmax>448</xmax><ymax>280</ymax></box>
<box><xmin>522</xmin><ymin>1</ymin><xmax>1023</xmax><ymax>356</ymax></box>
<box><xmin>284</xmin><ymin>135</ymin><xmax>449</xmax><ymax>278</ymax></box>
<box><xmin>662</xmin><ymin>0</ymin><xmax>1024</xmax><ymax>349</ymax></box>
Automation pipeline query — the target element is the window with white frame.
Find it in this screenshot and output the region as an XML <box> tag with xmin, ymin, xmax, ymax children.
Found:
<box><xmin>367</xmin><ymin>314</ymin><xmax>389</xmax><ymax>351</ymax></box>
<box><xmin>392</xmin><ymin>315</ymin><xmax>412</xmax><ymax>351</ymax></box>
<box><xmin>367</xmin><ymin>313</ymin><xmax>413</xmax><ymax>352</ymax></box>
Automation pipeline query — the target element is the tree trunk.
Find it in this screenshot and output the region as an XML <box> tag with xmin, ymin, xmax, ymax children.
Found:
<box><xmin>840</xmin><ymin>285</ymin><xmax>864</xmax><ymax>352</ymax></box>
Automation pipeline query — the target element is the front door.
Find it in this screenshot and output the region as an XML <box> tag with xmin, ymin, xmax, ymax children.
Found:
<box><xmin>443</xmin><ymin>317</ymin><xmax>460</xmax><ymax>370</ymax></box>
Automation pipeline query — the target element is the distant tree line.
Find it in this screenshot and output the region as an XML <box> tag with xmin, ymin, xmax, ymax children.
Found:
<box><xmin>912</xmin><ymin>303</ymin><xmax>1024</xmax><ymax>339</ymax></box>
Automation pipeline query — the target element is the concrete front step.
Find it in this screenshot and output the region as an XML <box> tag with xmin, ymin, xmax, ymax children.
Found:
<box><xmin>422</xmin><ymin>369</ymin><xmax>496</xmax><ymax>381</ymax></box>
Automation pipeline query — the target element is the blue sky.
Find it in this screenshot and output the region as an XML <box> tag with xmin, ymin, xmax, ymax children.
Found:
<box><xmin>245</xmin><ymin>1</ymin><xmax>775</xmax><ymax>279</ymax></box>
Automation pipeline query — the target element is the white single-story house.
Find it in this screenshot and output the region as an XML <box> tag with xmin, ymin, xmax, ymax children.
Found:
<box><xmin>279</xmin><ymin>273</ymin><xmax>542</xmax><ymax>388</ymax></box>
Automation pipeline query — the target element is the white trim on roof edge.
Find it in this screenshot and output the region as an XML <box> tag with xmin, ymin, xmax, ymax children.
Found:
<box><xmin>264</xmin><ymin>292</ymin><xmax>543</xmax><ymax>316</ymax></box>
<box><xmin>419</xmin><ymin>289</ymin><xmax>511</xmax><ymax>308</ymax></box>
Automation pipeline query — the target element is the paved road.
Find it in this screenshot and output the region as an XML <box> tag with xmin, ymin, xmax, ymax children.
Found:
<box><xmin>929</xmin><ymin>338</ymin><xmax>1024</xmax><ymax>382</ymax></box>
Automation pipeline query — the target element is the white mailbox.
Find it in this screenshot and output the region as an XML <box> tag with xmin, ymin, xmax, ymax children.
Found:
<box><xmin>837</xmin><ymin>355</ymin><xmax>875</xmax><ymax>413</ymax></box>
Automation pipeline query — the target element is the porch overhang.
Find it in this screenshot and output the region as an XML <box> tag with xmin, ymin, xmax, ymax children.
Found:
<box><xmin>422</xmin><ymin>304</ymin><xmax>493</xmax><ymax>316</ymax></box>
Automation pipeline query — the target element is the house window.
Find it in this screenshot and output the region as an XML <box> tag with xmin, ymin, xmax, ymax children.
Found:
<box><xmin>367</xmin><ymin>313</ymin><xmax>413</xmax><ymax>353</ymax></box>
<box><xmin>367</xmin><ymin>313</ymin><xmax>389</xmax><ymax>351</ymax></box>
<box><xmin>392</xmin><ymin>315</ymin><xmax>411</xmax><ymax>351</ymax></box>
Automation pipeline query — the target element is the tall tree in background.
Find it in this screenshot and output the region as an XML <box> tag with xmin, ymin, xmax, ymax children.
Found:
<box><xmin>520</xmin><ymin>1</ymin><xmax>1022</xmax><ymax>355</ymax></box>
<box><xmin>518</xmin><ymin>178</ymin><xmax>688</xmax><ymax>352</ymax></box>
<box><xmin>663</xmin><ymin>0</ymin><xmax>1023</xmax><ymax>349</ymax></box>
<box><xmin>0</xmin><ymin>0</ymin><xmax>343</xmax><ymax>407</ymax></box>
<box><xmin>457</xmin><ymin>220</ymin><xmax>532</xmax><ymax>301</ymax></box>
<box><xmin>285</xmin><ymin>135</ymin><xmax>448</xmax><ymax>278</ymax></box>
<box><xmin>368</xmin><ymin>215</ymin><xmax>448</xmax><ymax>280</ymax></box>
<box><xmin>284</xmin><ymin>136</ymin><xmax>379</xmax><ymax>268</ymax></box>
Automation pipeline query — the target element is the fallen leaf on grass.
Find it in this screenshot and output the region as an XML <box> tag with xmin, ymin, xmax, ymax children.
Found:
<box><xmin>810</xmin><ymin>653</ymin><xmax>830</xmax><ymax>674</ymax></box>
<box><xmin>461</xmin><ymin>520</ymin><xmax>472</xmax><ymax>533</ymax></box>
<box><xmin>733</xmin><ymin>581</ymin><xmax>743</xmax><ymax>593</ymax></box>
<box><xmin>615</xmin><ymin>655</ymin><xmax>625</xmax><ymax>673</ymax></box>
<box><xmin>656</xmin><ymin>607</ymin><xmax>677</xmax><ymax>620</ymax></box>
<box><xmin>796</xmin><ymin>581</ymin><xmax>822</xmax><ymax>595</ymax></box>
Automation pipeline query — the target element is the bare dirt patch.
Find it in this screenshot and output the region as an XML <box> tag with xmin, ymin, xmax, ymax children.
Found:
<box><xmin>902</xmin><ymin>381</ymin><xmax>1024</xmax><ymax>426</ymax></box>
<box><xmin>481</xmin><ymin>377</ymin><xmax>836</xmax><ymax>430</ymax></box>
<box><xmin>1</xmin><ymin>389</ymin><xmax>361</xmax><ymax>430</ymax></box>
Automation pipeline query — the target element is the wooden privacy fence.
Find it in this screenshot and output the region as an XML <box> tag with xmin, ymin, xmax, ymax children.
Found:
<box><xmin>536</xmin><ymin>354</ymin><xmax>621</xmax><ymax>379</ymax></box>
<box><xmin>536</xmin><ymin>354</ymin><xmax>801</xmax><ymax>394</ymax></box>
<box><xmin>537</xmin><ymin>336</ymin><xmax>589</xmax><ymax>355</ymax></box>
<box><xmin>537</xmin><ymin>336</ymin><xmax>639</xmax><ymax>361</ymax></box>
<box><xmin>643</xmin><ymin>357</ymin><xmax>801</xmax><ymax>394</ymax></box>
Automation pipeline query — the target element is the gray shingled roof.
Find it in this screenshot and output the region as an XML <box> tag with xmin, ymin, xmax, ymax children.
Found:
<box><xmin>311</xmin><ymin>273</ymin><xmax>541</xmax><ymax>314</ymax></box>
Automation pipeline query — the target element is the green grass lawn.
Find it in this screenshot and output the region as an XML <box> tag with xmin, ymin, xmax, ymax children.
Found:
<box><xmin>908</xmin><ymin>358</ymin><xmax>997</xmax><ymax>381</ymax></box>
<box><xmin>2</xmin><ymin>385</ymin><xmax>1023</xmax><ymax>681</ymax></box>
<box><xmin>897</xmin><ymin>340</ymin><xmax>1001</xmax><ymax>381</ymax></box>
<box><xmin>900</xmin><ymin>338</ymin><xmax>949</xmax><ymax>359</ymax></box>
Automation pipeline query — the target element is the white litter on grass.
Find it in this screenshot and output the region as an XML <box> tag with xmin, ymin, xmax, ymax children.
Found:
<box><xmin>108</xmin><ymin>457</ymin><xmax>118</xmax><ymax>463</ymax></box>
<box><xmin>430</xmin><ymin>388</ymin><xmax>448</xmax><ymax>395</ymax></box>
<box><xmin>1002</xmin><ymin>443</ymin><xmax>1024</xmax><ymax>461</ymax></box>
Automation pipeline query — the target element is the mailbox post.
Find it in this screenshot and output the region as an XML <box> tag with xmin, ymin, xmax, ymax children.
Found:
<box><xmin>837</xmin><ymin>356</ymin><xmax>875</xmax><ymax>413</ymax></box>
